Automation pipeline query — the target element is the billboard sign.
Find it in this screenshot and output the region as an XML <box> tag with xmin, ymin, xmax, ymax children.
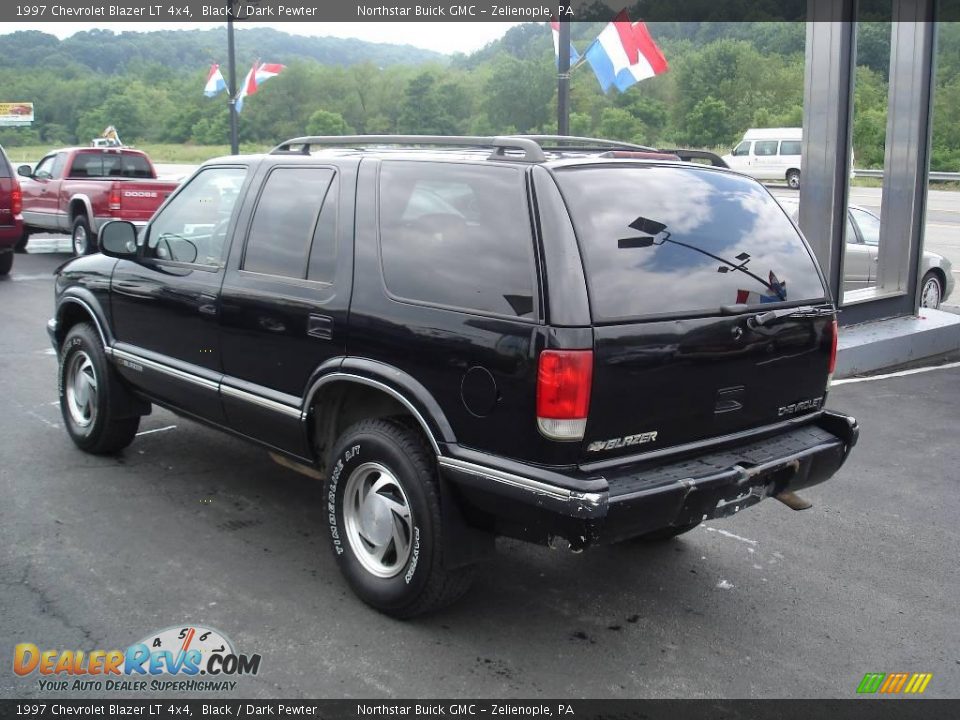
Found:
<box><xmin>0</xmin><ymin>102</ymin><xmax>35</xmax><ymax>126</ymax></box>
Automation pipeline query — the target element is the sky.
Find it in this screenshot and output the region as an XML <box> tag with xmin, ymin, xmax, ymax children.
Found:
<box><xmin>3</xmin><ymin>22</ymin><xmax>522</xmax><ymax>55</ymax></box>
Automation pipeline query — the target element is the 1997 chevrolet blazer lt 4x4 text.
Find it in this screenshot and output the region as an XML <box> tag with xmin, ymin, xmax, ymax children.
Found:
<box><xmin>48</xmin><ymin>135</ymin><xmax>859</xmax><ymax>617</ymax></box>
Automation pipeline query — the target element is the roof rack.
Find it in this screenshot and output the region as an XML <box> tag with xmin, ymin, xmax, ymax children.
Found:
<box><xmin>514</xmin><ymin>134</ymin><xmax>658</xmax><ymax>153</ymax></box>
<box><xmin>270</xmin><ymin>135</ymin><xmax>546</xmax><ymax>163</ymax></box>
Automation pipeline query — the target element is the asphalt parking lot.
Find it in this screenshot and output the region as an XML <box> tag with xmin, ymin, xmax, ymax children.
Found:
<box><xmin>2</xmin><ymin>249</ymin><xmax>958</xmax><ymax>700</ymax></box>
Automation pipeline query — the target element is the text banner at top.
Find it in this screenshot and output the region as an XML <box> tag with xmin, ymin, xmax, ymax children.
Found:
<box><xmin>5</xmin><ymin>1</ymin><xmax>959</xmax><ymax>24</ymax></box>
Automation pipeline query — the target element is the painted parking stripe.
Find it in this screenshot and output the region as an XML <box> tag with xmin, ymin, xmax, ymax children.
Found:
<box><xmin>135</xmin><ymin>425</ymin><xmax>177</xmax><ymax>437</ymax></box>
<box><xmin>833</xmin><ymin>360</ymin><xmax>960</xmax><ymax>385</ymax></box>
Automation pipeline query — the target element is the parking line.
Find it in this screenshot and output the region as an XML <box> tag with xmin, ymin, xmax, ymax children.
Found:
<box><xmin>135</xmin><ymin>425</ymin><xmax>177</xmax><ymax>437</ymax></box>
<box><xmin>833</xmin><ymin>360</ymin><xmax>960</xmax><ymax>386</ymax></box>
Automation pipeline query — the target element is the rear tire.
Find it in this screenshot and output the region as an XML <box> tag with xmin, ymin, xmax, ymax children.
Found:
<box><xmin>635</xmin><ymin>521</ymin><xmax>701</xmax><ymax>542</ymax></box>
<box><xmin>786</xmin><ymin>169</ymin><xmax>801</xmax><ymax>190</ymax></box>
<box><xmin>58</xmin><ymin>323</ymin><xmax>139</xmax><ymax>454</ymax></box>
<box><xmin>0</xmin><ymin>252</ymin><xmax>12</xmax><ymax>276</ymax></box>
<box><xmin>920</xmin><ymin>271</ymin><xmax>943</xmax><ymax>309</ymax></box>
<box><xmin>72</xmin><ymin>215</ymin><xmax>95</xmax><ymax>256</ymax></box>
<box><xmin>324</xmin><ymin>418</ymin><xmax>476</xmax><ymax>618</ymax></box>
<box><xmin>15</xmin><ymin>229</ymin><xmax>29</xmax><ymax>253</ymax></box>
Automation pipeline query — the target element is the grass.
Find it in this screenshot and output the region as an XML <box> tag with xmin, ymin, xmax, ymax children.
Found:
<box><xmin>2</xmin><ymin>143</ymin><xmax>271</xmax><ymax>165</ymax></box>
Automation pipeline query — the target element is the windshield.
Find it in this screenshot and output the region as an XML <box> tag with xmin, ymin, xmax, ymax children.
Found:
<box><xmin>553</xmin><ymin>165</ymin><xmax>826</xmax><ymax>322</ymax></box>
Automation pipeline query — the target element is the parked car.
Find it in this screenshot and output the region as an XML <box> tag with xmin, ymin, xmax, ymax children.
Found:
<box><xmin>47</xmin><ymin>135</ymin><xmax>859</xmax><ymax>617</ymax></box>
<box><xmin>0</xmin><ymin>144</ymin><xmax>24</xmax><ymax>276</ymax></box>
<box><xmin>17</xmin><ymin>146</ymin><xmax>180</xmax><ymax>256</ymax></box>
<box><xmin>779</xmin><ymin>198</ymin><xmax>953</xmax><ymax>307</ymax></box>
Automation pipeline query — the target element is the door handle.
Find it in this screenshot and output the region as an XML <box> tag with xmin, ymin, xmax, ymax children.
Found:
<box><xmin>307</xmin><ymin>314</ymin><xmax>333</xmax><ymax>340</ymax></box>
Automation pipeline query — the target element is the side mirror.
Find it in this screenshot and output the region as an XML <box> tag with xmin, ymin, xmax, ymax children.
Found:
<box><xmin>99</xmin><ymin>220</ymin><xmax>138</xmax><ymax>258</ymax></box>
<box><xmin>17</xmin><ymin>165</ymin><xmax>32</xmax><ymax>178</ymax></box>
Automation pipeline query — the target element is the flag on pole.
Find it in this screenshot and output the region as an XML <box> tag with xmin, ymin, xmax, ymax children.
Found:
<box><xmin>584</xmin><ymin>10</ymin><xmax>668</xmax><ymax>93</ymax></box>
<box><xmin>203</xmin><ymin>63</ymin><xmax>226</xmax><ymax>97</ymax></box>
<box><xmin>550</xmin><ymin>18</ymin><xmax>580</xmax><ymax>67</ymax></box>
<box><xmin>235</xmin><ymin>61</ymin><xmax>286</xmax><ymax>113</ymax></box>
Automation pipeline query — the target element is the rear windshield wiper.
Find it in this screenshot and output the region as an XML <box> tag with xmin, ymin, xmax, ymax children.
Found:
<box><xmin>746</xmin><ymin>305</ymin><xmax>834</xmax><ymax>329</ymax></box>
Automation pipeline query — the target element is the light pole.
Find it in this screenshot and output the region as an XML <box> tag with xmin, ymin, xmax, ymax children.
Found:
<box><xmin>227</xmin><ymin>1</ymin><xmax>239</xmax><ymax>155</ymax></box>
<box><xmin>557</xmin><ymin>19</ymin><xmax>571</xmax><ymax>135</ymax></box>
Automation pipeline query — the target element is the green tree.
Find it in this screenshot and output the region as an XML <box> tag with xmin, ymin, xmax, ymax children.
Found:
<box><xmin>306</xmin><ymin>110</ymin><xmax>353</xmax><ymax>135</ymax></box>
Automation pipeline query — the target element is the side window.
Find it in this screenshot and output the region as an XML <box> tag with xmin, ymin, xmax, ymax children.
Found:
<box><xmin>845</xmin><ymin>214</ymin><xmax>859</xmax><ymax>244</ymax></box>
<box><xmin>850</xmin><ymin>207</ymin><xmax>880</xmax><ymax>246</ymax></box>
<box><xmin>307</xmin><ymin>175</ymin><xmax>338</xmax><ymax>284</ymax></box>
<box><xmin>242</xmin><ymin>167</ymin><xmax>335</xmax><ymax>279</ymax></box>
<box><xmin>51</xmin><ymin>153</ymin><xmax>68</xmax><ymax>178</ymax></box>
<box><xmin>779</xmin><ymin>140</ymin><xmax>802</xmax><ymax>155</ymax></box>
<box><xmin>378</xmin><ymin>161</ymin><xmax>536</xmax><ymax>318</ymax></box>
<box><xmin>33</xmin><ymin>155</ymin><xmax>56</xmax><ymax>179</ymax></box>
<box><xmin>754</xmin><ymin>140</ymin><xmax>778</xmax><ymax>156</ymax></box>
<box><xmin>146</xmin><ymin>166</ymin><xmax>247</xmax><ymax>265</ymax></box>
<box><xmin>731</xmin><ymin>141</ymin><xmax>751</xmax><ymax>157</ymax></box>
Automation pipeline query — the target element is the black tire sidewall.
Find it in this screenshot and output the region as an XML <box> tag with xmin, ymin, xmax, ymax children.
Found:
<box><xmin>326</xmin><ymin>423</ymin><xmax>438</xmax><ymax>613</ymax></box>
<box><xmin>72</xmin><ymin>216</ymin><xmax>94</xmax><ymax>256</ymax></box>
<box><xmin>0</xmin><ymin>251</ymin><xmax>12</xmax><ymax>275</ymax></box>
<box><xmin>59</xmin><ymin>325</ymin><xmax>110</xmax><ymax>449</ymax></box>
<box><xmin>787</xmin><ymin>171</ymin><xmax>800</xmax><ymax>189</ymax></box>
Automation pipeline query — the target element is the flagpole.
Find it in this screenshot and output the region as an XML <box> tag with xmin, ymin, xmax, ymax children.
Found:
<box><xmin>557</xmin><ymin>19</ymin><xmax>571</xmax><ymax>136</ymax></box>
<box><xmin>227</xmin><ymin>1</ymin><xmax>239</xmax><ymax>155</ymax></box>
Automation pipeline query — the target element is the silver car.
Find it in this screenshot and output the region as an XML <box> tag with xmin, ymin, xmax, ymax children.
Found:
<box><xmin>780</xmin><ymin>199</ymin><xmax>953</xmax><ymax>308</ymax></box>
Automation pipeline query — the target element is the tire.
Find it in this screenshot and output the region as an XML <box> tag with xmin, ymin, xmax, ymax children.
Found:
<box><xmin>58</xmin><ymin>323</ymin><xmax>140</xmax><ymax>454</ymax></box>
<box><xmin>15</xmin><ymin>229</ymin><xmax>29</xmax><ymax>253</ymax></box>
<box><xmin>634</xmin><ymin>521</ymin><xmax>701</xmax><ymax>542</ymax></box>
<box><xmin>786</xmin><ymin>169</ymin><xmax>801</xmax><ymax>190</ymax></box>
<box><xmin>0</xmin><ymin>252</ymin><xmax>12</xmax><ymax>276</ymax></box>
<box><xmin>71</xmin><ymin>215</ymin><xmax>95</xmax><ymax>256</ymax></box>
<box><xmin>324</xmin><ymin>418</ymin><xmax>476</xmax><ymax>618</ymax></box>
<box><xmin>919</xmin><ymin>271</ymin><xmax>943</xmax><ymax>309</ymax></box>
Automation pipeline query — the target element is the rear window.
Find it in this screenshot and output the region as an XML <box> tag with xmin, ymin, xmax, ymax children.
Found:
<box><xmin>553</xmin><ymin>165</ymin><xmax>826</xmax><ymax>322</ymax></box>
<box><xmin>69</xmin><ymin>152</ymin><xmax>153</xmax><ymax>179</ymax></box>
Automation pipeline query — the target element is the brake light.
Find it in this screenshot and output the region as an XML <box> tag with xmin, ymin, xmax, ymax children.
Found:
<box><xmin>11</xmin><ymin>181</ymin><xmax>22</xmax><ymax>216</ymax></box>
<box><xmin>108</xmin><ymin>188</ymin><xmax>122</xmax><ymax>213</ymax></box>
<box><xmin>827</xmin><ymin>318</ymin><xmax>838</xmax><ymax>387</ymax></box>
<box><xmin>536</xmin><ymin>349</ymin><xmax>593</xmax><ymax>441</ymax></box>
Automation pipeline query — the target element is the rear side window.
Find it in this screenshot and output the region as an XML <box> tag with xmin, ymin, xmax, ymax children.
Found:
<box><xmin>754</xmin><ymin>141</ymin><xmax>778</xmax><ymax>156</ymax></box>
<box><xmin>69</xmin><ymin>152</ymin><xmax>152</xmax><ymax>178</ymax></box>
<box><xmin>553</xmin><ymin>165</ymin><xmax>826</xmax><ymax>322</ymax></box>
<box><xmin>0</xmin><ymin>147</ymin><xmax>10</xmax><ymax>177</ymax></box>
<box><xmin>779</xmin><ymin>140</ymin><xmax>802</xmax><ymax>155</ymax></box>
<box><xmin>378</xmin><ymin>161</ymin><xmax>536</xmax><ymax>318</ymax></box>
<box><xmin>243</xmin><ymin>167</ymin><xmax>335</xmax><ymax>279</ymax></box>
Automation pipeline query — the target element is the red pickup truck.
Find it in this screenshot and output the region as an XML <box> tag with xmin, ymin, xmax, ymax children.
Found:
<box><xmin>17</xmin><ymin>147</ymin><xmax>180</xmax><ymax>256</ymax></box>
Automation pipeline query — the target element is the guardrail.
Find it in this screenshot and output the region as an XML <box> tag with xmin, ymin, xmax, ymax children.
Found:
<box><xmin>855</xmin><ymin>168</ymin><xmax>960</xmax><ymax>182</ymax></box>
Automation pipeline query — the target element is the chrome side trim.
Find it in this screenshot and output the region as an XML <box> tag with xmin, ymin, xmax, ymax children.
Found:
<box><xmin>303</xmin><ymin>372</ymin><xmax>442</xmax><ymax>456</ymax></box>
<box><xmin>221</xmin><ymin>384</ymin><xmax>301</xmax><ymax>419</ymax></box>
<box><xmin>112</xmin><ymin>348</ymin><xmax>219</xmax><ymax>391</ymax></box>
<box><xmin>58</xmin><ymin>297</ymin><xmax>109</xmax><ymax>348</ymax></box>
<box><xmin>438</xmin><ymin>456</ymin><xmax>606</xmax><ymax>508</ymax></box>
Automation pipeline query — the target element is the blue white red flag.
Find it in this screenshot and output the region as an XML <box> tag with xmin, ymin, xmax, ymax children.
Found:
<box><xmin>235</xmin><ymin>61</ymin><xmax>286</xmax><ymax>112</ymax></box>
<box><xmin>550</xmin><ymin>18</ymin><xmax>580</xmax><ymax>67</ymax></box>
<box><xmin>203</xmin><ymin>64</ymin><xmax>226</xmax><ymax>97</ymax></box>
<box><xmin>584</xmin><ymin>10</ymin><xmax>668</xmax><ymax>93</ymax></box>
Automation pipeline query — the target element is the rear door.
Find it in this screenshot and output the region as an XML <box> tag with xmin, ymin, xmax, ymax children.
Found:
<box><xmin>751</xmin><ymin>140</ymin><xmax>780</xmax><ymax>179</ymax></box>
<box><xmin>551</xmin><ymin>164</ymin><xmax>834</xmax><ymax>463</ymax></box>
<box><xmin>0</xmin><ymin>148</ymin><xmax>15</xmax><ymax>231</ymax></box>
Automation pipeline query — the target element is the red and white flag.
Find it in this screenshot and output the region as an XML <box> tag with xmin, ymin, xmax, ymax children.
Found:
<box><xmin>235</xmin><ymin>61</ymin><xmax>286</xmax><ymax>112</ymax></box>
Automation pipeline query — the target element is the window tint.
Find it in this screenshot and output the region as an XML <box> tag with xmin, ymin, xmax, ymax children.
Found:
<box><xmin>554</xmin><ymin>166</ymin><xmax>826</xmax><ymax>321</ymax></box>
<box><xmin>779</xmin><ymin>140</ymin><xmax>802</xmax><ymax>155</ymax></box>
<box><xmin>378</xmin><ymin>162</ymin><xmax>535</xmax><ymax>318</ymax></box>
<box><xmin>147</xmin><ymin>166</ymin><xmax>247</xmax><ymax>265</ymax></box>
<box><xmin>69</xmin><ymin>152</ymin><xmax>152</xmax><ymax>178</ymax></box>
<box><xmin>754</xmin><ymin>141</ymin><xmax>778</xmax><ymax>156</ymax></box>
<box><xmin>850</xmin><ymin>207</ymin><xmax>880</xmax><ymax>246</ymax></box>
<box><xmin>732</xmin><ymin>142</ymin><xmax>751</xmax><ymax>157</ymax></box>
<box><xmin>243</xmin><ymin>167</ymin><xmax>335</xmax><ymax>279</ymax></box>
<box><xmin>307</xmin><ymin>175</ymin><xmax>338</xmax><ymax>283</ymax></box>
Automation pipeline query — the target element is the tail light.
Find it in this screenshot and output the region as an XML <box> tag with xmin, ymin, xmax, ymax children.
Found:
<box><xmin>11</xmin><ymin>181</ymin><xmax>22</xmax><ymax>216</ymax></box>
<box><xmin>536</xmin><ymin>349</ymin><xmax>593</xmax><ymax>441</ymax></box>
<box><xmin>108</xmin><ymin>188</ymin><xmax>122</xmax><ymax>213</ymax></box>
<box><xmin>827</xmin><ymin>318</ymin><xmax>838</xmax><ymax>387</ymax></box>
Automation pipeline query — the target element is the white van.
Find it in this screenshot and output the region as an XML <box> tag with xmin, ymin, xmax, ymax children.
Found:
<box><xmin>723</xmin><ymin>128</ymin><xmax>804</xmax><ymax>189</ymax></box>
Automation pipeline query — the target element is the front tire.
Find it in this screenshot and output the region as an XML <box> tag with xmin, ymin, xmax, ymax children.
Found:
<box><xmin>71</xmin><ymin>215</ymin><xmax>95</xmax><ymax>256</ymax></box>
<box><xmin>59</xmin><ymin>323</ymin><xmax>139</xmax><ymax>454</ymax></box>
<box><xmin>920</xmin><ymin>271</ymin><xmax>943</xmax><ymax>309</ymax></box>
<box><xmin>786</xmin><ymin>169</ymin><xmax>801</xmax><ymax>190</ymax></box>
<box><xmin>324</xmin><ymin>418</ymin><xmax>475</xmax><ymax>618</ymax></box>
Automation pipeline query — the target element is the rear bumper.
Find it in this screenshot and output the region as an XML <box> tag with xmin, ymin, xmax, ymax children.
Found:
<box><xmin>440</xmin><ymin>410</ymin><xmax>858</xmax><ymax>549</ymax></box>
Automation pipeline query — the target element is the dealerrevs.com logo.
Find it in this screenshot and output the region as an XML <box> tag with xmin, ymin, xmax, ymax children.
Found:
<box><xmin>13</xmin><ymin>625</ymin><xmax>261</xmax><ymax>693</ymax></box>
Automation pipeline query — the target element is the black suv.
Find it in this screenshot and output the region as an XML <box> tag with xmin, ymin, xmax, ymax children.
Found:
<box><xmin>48</xmin><ymin>135</ymin><xmax>858</xmax><ymax>617</ymax></box>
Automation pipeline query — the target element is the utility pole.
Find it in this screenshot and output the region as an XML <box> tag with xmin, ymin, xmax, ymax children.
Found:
<box><xmin>226</xmin><ymin>1</ymin><xmax>239</xmax><ymax>155</ymax></box>
<box><xmin>557</xmin><ymin>19</ymin><xmax>571</xmax><ymax>135</ymax></box>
